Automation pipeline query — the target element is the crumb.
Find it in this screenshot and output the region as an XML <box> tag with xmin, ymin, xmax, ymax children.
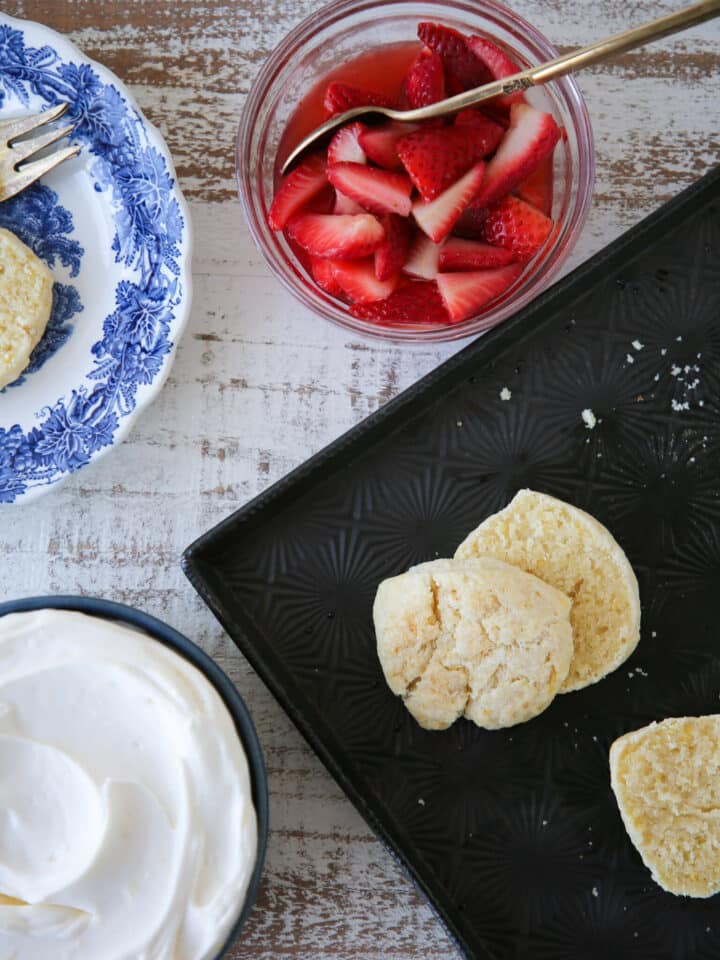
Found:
<box><xmin>671</xmin><ymin>364</ymin><xmax>681</xmax><ymax>376</ymax></box>
<box><xmin>592</xmin><ymin>886</ymin><xmax>599</xmax><ymax>897</ymax></box>
<box><xmin>581</xmin><ymin>408</ymin><xmax>597</xmax><ymax>429</ymax></box>
<box><xmin>654</xmin><ymin>373</ymin><xmax>660</xmax><ymax>381</ymax></box>
<box><xmin>671</xmin><ymin>399</ymin><xmax>690</xmax><ymax>412</ymax></box>
<box><xmin>499</xmin><ymin>387</ymin><xmax>511</xmax><ymax>401</ymax></box>
<box><xmin>632</xmin><ymin>340</ymin><xmax>644</xmax><ymax>350</ymax></box>
<box><xmin>661</xmin><ymin>348</ymin><xmax>667</xmax><ymax>355</ymax></box>
<box><xmin>418</xmin><ymin>797</ymin><xmax>425</xmax><ymax>806</ymax></box>
<box><xmin>456</xmin><ymin>420</ymin><xmax>463</xmax><ymax>427</ymax></box>
<box><xmin>652</xmin><ymin>631</ymin><xmax>657</xmax><ymax>638</ymax></box>
<box><xmin>626</xmin><ymin>353</ymin><xmax>635</xmax><ymax>364</ymax></box>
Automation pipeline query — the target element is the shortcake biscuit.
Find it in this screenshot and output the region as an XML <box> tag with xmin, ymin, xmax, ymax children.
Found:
<box><xmin>610</xmin><ymin>716</ymin><xmax>720</xmax><ymax>898</ymax></box>
<box><xmin>373</xmin><ymin>557</ymin><xmax>573</xmax><ymax>730</ymax></box>
<box><xmin>455</xmin><ymin>489</ymin><xmax>640</xmax><ymax>692</ymax></box>
<box><xmin>0</xmin><ymin>227</ymin><xmax>53</xmax><ymax>390</ymax></box>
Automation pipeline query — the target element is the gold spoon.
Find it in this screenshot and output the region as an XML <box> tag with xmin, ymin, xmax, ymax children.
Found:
<box><xmin>281</xmin><ymin>0</ymin><xmax>720</xmax><ymax>174</ymax></box>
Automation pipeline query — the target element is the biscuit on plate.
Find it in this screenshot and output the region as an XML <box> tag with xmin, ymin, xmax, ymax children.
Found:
<box><xmin>610</xmin><ymin>716</ymin><xmax>720</xmax><ymax>897</ymax></box>
<box><xmin>373</xmin><ymin>557</ymin><xmax>573</xmax><ymax>730</ymax></box>
<box><xmin>0</xmin><ymin>227</ymin><xmax>53</xmax><ymax>391</ymax></box>
<box><xmin>455</xmin><ymin>489</ymin><xmax>640</xmax><ymax>693</ymax></box>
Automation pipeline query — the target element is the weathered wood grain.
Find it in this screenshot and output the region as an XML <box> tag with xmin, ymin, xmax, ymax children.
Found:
<box><xmin>1</xmin><ymin>0</ymin><xmax>719</xmax><ymax>956</ymax></box>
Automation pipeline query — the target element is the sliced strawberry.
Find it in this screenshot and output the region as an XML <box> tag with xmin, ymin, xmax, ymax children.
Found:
<box><xmin>268</xmin><ymin>153</ymin><xmax>327</xmax><ymax>231</ymax></box>
<box><xmin>287</xmin><ymin>213</ymin><xmax>384</xmax><ymax>259</ymax></box>
<box><xmin>403</xmin><ymin>233</ymin><xmax>443</xmax><ymax>280</ymax></box>
<box><xmin>374</xmin><ymin>214</ymin><xmax>412</xmax><ymax>281</ymax></box>
<box><xmin>482</xmin><ymin>194</ymin><xmax>554</xmax><ymax>261</ymax></box>
<box><xmin>398</xmin><ymin>125</ymin><xmax>498</xmax><ymax>202</ymax></box>
<box><xmin>331</xmin><ymin>258</ymin><xmax>399</xmax><ymax>303</ymax></box>
<box><xmin>311</xmin><ymin>256</ymin><xmax>343</xmax><ymax>296</ymax></box>
<box><xmin>466</xmin><ymin>36</ymin><xmax>524</xmax><ymax>108</ymax></box>
<box><xmin>324</xmin><ymin>82</ymin><xmax>394</xmax><ymax>115</ymax></box>
<box><xmin>404</xmin><ymin>50</ymin><xmax>446</xmax><ymax>108</ymax></box>
<box><xmin>417</xmin><ymin>22</ymin><xmax>493</xmax><ymax>92</ymax></box>
<box><xmin>358</xmin><ymin>122</ymin><xmax>420</xmax><ymax>170</ymax></box>
<box><xmin>474</xmin><ymin>102</ymin><xmax>561</xmax><ymax>207</ymax></box>
<box><xmin>327</xmin><ymin>162</ymin><xmax>413</xmax><ymax>217</ymax></box>
<box><xmin>436</xmin><ymin>263</ymin><xmax>523</xmax><ymax>322</ymax></box>
<box><xmin>481</xmin><ymin>104</ymin><xmax>511</xmax><ymax>129</ymax></box>
<box><xmin>412</xmin><ymin>161</ymin><xmax>485</xmax><ymax>243</ymax></box>
<box><xmin>327</xmin><ymin>122</ymin><xmax>368</xmax><ymax>165</ymax></box>
<box><xmin>333</xmin><ymin>190</ymin><xmax>365</xmax><ymax>215</ymax></box>
<box><xmin>454</xmin><ymin>201</ymin><xmax>490</xmax><ymax>238</ymax></box>
<box><xmin>440</xmin><ymin>237</ymin><xmax>516</xmax><ymax>270</ymax></box>
<box><xmin>453</xmin><ymin>109</ymin><xmax>505</xmax><ymax>152</ymax></box>
<box><xmin>351</xmin><ymin>280</ymin><xmax>451</xmax><ymax>326</ymax></box>
<box><xmin>515</xmin><ymin>153</ymin><xmax>554</xmax><ymax>216</ymax></box>
<box><xmin>304</xmin><ymin>183</ymin><xmax>337</xmax><ymax>215</ymax></box>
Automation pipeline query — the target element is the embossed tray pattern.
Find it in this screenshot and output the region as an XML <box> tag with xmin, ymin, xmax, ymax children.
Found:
<box><xmin>184</xmin><ymin>168</ymin><xmax>720</xmax><ymax>959</ymax></box>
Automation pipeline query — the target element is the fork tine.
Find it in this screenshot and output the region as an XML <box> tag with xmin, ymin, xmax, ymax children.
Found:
<box><xmin>0</xmin><ymin>143</ymin><xmax>81</xmax><ymax>204</ymax></box>
<box><xmin>0</xmin><ymin>103</ymin><xmax>70</xmax><ymax>143</ymax></box>
<box><xmin>10</xmin><ymin>123</ymin><xmax>76</xmax><ymax>163</ymax></box>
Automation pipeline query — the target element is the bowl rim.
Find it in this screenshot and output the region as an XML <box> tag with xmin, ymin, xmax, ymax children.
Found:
<box><xmin>0</xmin><ymin>594</ymin><xmax>269</xmax><ymax>960</ymax></box>
<box><xmin>236</xmin><ymin>0</ymin><xmax>595</xmax><ymax>344</ymax></box>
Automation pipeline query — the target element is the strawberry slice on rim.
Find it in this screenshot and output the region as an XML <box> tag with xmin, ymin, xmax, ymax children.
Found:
<box><xmin>412</xmin><ymin>161</ymin><xmax>485</xmax><ymax>243</ymax></box>
<box><xmin>327</xmin><ymin>162</ymin><xmax>413</xmax><ymax>217</ymax></box>
<box><xmin>397</xmin><ymin>125</ymin><xmax>499</xmax><ymax>201</ymax></box>
<box><xmin>327</xmin><ymin>122</ymin><xmax>368</xmax><ymax>165</ymax></box>
<box><xmin>331</xmin><ymin>258</ymin><xmax>399</xmax><ymax>303</ymax></box>
<box><xmin>417</xmin><ymin>22</ymin><xmax>493</xmax><ymax>92</ymax></box>
<box><xmin>482</xmin><ymin>195</ymin><xmax>554</xmax><ymax>261</ymax></box>
<box><xmin>324</xmin><ymin>82</ymin><xmax>394</xmax><ymax>115</ymax></box>
<box><xmin>287</xmin><ymin>213</ymin><xmax>385</xmax><ymax>259</ymax></box>
<box><xmin>403</xmin><ymin>50</ymin><xmax>446</xmax><ymax>108</ymax></box>
<box><xmin>350</xmin><ymin>280</ymin><xmax>451</xmax><ymax>326</ymax></box>
<box><xmin>440</xmin><ymin>237</ymin><xmax>516</xmax><ymax>270</ymax></box>
<box><xmin>358</xmin><ymin>122</ymin><xmax>421</xmax><ymax>170</ymax></box>
<box><xmin>374</xmin><ymin>214</ymin><xmax>412</xmax><ymax>282</ymax></box>
<box><xmin>465</xmin><ymin>36</ymin><xmax>524</xmax><ymax>108</ymax></box>
<box><xmin>436</xmin><ymin>262</ymin><xmax>523</xmax><ymax>322</ymax></box>
<box><xmin>268</xmin><ymin>153</ymin><xmax>327</xmax><ymax>231</ymax></box>
<box><xmin>473</xmin><ymin>102</ymin><xmax>561</xmax><ymax>208</ymax></box>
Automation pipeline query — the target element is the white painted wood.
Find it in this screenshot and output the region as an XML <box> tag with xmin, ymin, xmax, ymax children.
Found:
<box><xmin>2</xmin><ymin>0</ymin><xmax>719</xmax><ymax>954</ymax></box>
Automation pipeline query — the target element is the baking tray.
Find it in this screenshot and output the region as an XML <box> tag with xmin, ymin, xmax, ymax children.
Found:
<box><xmin>184</xmin><ymin>167</ymin><xmax>720</xmax><ymax>960</ymax></box>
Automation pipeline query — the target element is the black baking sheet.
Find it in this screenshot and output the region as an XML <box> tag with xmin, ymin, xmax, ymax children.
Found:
<box><xmin>184</xmin><ymin>167</ymin><xmax>720</xmax><ymax>960</ymax></box>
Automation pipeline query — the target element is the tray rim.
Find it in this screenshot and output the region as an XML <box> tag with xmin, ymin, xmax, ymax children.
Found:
<box><xmin>183</xmin><ymin>166</ymin><xmax>720</xmax><ymax>960</ymax></box>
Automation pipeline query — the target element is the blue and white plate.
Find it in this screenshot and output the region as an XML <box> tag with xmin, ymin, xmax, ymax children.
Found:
<box><xmin>0</xmin><ymin>15</ymin><xmax>192</xmax><ymax>504</ymax></box>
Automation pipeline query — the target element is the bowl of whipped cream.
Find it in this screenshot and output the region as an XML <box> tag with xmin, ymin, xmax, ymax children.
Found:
<box><xmin>0</xmin><ymin>595</ymin><xmax>268</xmax><ymax>960</ymax></box>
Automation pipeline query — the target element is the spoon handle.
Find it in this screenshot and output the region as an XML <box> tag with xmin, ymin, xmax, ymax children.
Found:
<box><xmin>431</xmin><ymin>0</ymin><xmax>720</xmax><ymax>114</ymax></box>
<box><xmin>281</xmin><ymin>0</ymin><xmax>720</xmax><ymax>173</ymax></box>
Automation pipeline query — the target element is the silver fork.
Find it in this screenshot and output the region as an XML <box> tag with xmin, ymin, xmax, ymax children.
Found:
<box><xmin>0</xmin><ymin>103</ymin><xmax>80</xmax><ymax>203</ymax></box>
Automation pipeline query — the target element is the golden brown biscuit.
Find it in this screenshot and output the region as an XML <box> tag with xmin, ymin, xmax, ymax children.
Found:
<box><xmin>0</xmin><ymin>227</ymin><xmax>53</xmax><ymax>390</ymax></box>
<box><xmin>373</xmin><ymin>557</ymin><xmax>573</xmax><ymax>730</ymax></box>
<box><xmin>455</xmin><ymin>489</ymin><xmax>640</xmax><ymax>692</ymax></box>
<box><xmin>610</xmin><ymin>716</ymin><xmax>720</xmax><ymax>898</ymax></box>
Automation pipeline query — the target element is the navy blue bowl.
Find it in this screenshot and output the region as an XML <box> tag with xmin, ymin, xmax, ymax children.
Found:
<box><xmin>0</xmin><ymin>594</ymin><xmax>269</xmax><ymax>958</ymax></box>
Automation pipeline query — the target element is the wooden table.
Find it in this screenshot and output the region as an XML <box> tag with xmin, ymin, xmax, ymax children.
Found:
<box><xmin>2</xmin><ymin>1</ymin><xmax>718</xmax><ymax>956</ymax></box>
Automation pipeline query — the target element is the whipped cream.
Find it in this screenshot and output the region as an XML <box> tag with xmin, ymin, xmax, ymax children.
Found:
<box><xmin>0</xmin><ymin>609</ymin><xmax>257</xmax><ymax>960</ymax></box>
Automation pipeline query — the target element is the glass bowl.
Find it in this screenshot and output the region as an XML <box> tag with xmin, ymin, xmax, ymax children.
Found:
<box><xmin>0</xmin><ymin>594</ymin><xmax>269</xmax><ymax>960</ymax></box>
<box><xmin>236</xmin><ymin>0</ymin><xmax>594</xmax><ymax>343</ymax></box>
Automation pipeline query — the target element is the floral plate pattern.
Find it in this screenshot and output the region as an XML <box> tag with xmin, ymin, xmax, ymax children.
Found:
<box><xmin>0</xmin><ymin>14</ymin><xmax>192</xmax><ymax>504</ymax></box>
